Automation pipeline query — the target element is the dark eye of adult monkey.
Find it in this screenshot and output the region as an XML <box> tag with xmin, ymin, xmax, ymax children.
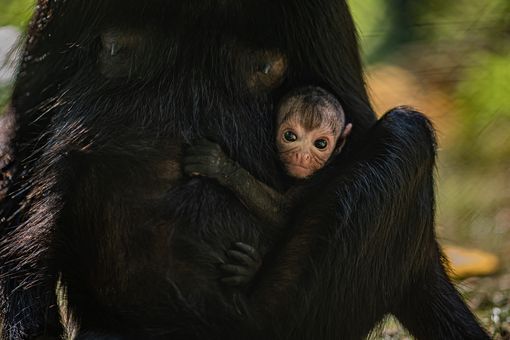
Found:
<box><xmin>247</xmin><ymin>50</ymin><xmax>288</xmax><ymax>93</ymax></box>
<box><xmin>99</xmin><ymin>28</ymin><xmax>180</xmax><ymax>80</ymax></box>
<box><xmin>99</xmin><ymin>29</ymin><xmax>146</xmax><ymax>78</ymax></box>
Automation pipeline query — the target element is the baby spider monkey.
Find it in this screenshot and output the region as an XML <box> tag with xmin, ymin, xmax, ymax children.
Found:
<box><xmin>184</xmin><ymin>86</ymin><xmax>352</xmax><ymax>287</ymax></box>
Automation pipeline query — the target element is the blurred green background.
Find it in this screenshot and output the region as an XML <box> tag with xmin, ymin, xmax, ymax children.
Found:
<box><xmin>351</xmin><ymin>0</ymin><xmax>510</xmax><ymax>262</ymax></box>
<box><xmin>352</xmin><ymin>2</ymin><xmax>510</xmax><ymax>336</ymax></box>
<box><xmin>0</xmin><ymin>0</ymin><xmax>509</xmax><ymax>338</ymax></box>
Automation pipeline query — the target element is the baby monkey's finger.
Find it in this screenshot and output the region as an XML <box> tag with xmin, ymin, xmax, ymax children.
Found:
<box><xmin>220</xmin><ymin>264</ymin><xmax>250</xmax><ymax>276</ymax></box>
<box><xmin>227</xmin><ymin>250</ymin><xmax>255</xmax><ymax>267</ymax></box>
<box><xmin>233</xmin><ymin>242</ymin><xmax>261</xmax><ymax>263</ymax></box>
<box><xmin>183</xmin><ymin>155</ymin><xmax>211</xmax><ymax>165</ymax></box>
<box><xmin>183</xmin><ymin>164</ymin><xmax>208</xmax><ymax>176</ymax></box>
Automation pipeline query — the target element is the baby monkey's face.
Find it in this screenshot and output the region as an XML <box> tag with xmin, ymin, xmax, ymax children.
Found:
<box><xmin>276</xmin><ymin>117</ymin><xmax>340</xmax><ymax>179</ymax></box>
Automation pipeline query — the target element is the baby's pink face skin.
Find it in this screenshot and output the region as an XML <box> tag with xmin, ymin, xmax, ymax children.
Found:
<box><xmin>276</xmin><ymin>117</ymin><xmax>340</xmax><ymax>179</ymax></box>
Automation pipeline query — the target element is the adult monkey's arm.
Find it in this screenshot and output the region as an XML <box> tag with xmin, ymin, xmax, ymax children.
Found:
<box><xmin>0</xmin><ymin>108</ymin><xmax>66</xmax><ymax>340</ymax></box>
<box><xmin>251</xmin><ymin>107</ymin><xmax>489</xmax><ymax>340</ymax></box>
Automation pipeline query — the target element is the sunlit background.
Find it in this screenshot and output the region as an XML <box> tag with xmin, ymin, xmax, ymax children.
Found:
<box><xmin>0</xmin><ymin>0</ymin><xmax>509</xmax><ymax>338</ymax></box>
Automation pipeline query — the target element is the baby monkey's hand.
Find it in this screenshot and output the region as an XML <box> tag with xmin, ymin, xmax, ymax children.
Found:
<box><xmin>220</xmin><ymin>242</ymin><xmax>262</xmax><ymax>287</ymax></box>
<box><xmin>183</xmin><ymin>139</ymin><xmax>239</xmax><ymax>181</ymax></box>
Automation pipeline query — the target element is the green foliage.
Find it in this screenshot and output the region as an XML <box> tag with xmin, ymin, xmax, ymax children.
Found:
<box><xmin>457</xmin><ymin>52</ymin><xmax>510</xmax><ymax>124</ymax></box>
<box><xmin>452</xmin><ymin>51</ymin><xmax>510</xmax><ymax>161</ymax></box>
<box><xmin>0</xmin><ymin>0</ymin><xmax>33</xmax><ymax>112</ymax></box>
<box><xmin>350</xmin><ymin>0</ymin><xmax>510</xmax><ymax>63</ymax></box>
<box><xmin>0</xmin><ymin>0</ymin><xmax>34</xmax><ymax>27</ymax></box>
<box><xmin>439</xmin><ymin>49</ymin><xmax>510</xmax><ymax>253</ymax></box>
<box><xmin>415</xmin><ymin>0</ymin><xmax>510</xmax><ymax>44</ymax></box>
<box><xmin>348</xmin><ymin>0</ymin><xmax>392</xmax><ymax>59</ymax></box>
<box><xmin>0</xmin><ymin>85</ymin><xmax>11</xmax><ymax>111</ymax></box>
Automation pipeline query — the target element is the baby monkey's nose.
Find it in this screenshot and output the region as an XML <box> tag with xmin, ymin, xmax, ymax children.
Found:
<box><xmin>297</xmin><ymin>152</ymin><xmax>311</xmax><ymax>165</ymax></box>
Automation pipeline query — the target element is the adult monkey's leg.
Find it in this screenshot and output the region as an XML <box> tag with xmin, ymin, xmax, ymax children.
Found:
<box><xmin>251</xmin><ymin>108</ymin><xmax>489</xmax><ymax>339</ymax></box>
<box><xmin>395</xmin><ymin>258</ymin><xmax>489</xmax><ymax>339</ymax></box>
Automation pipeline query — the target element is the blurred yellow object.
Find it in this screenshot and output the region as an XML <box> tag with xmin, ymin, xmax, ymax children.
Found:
<box><xmin>443</xmin><ymin>245</ymin><xmax>500</xmax><ymax>280</ymax></box>
<box><xmin>366</xmin><ymin>64</ymin><xmax>458</xmax><ymax>145</ymax></box>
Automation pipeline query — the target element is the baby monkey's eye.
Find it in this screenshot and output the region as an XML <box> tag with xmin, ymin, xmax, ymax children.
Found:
<box><xmin>314</xmin><ymin>139</ymin><xmax>328</xmax><ymax>150</ymax></box>
<box><xmin>283</xmin><ymin>131</ymin><xmax>297</xmax><ymax>142</ymax></box>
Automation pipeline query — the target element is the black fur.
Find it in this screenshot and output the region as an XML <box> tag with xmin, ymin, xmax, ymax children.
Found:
<box><xmin>0</xmin><ymin>1</ymin><xmax>488</xmax><ymax>339</ymax></box>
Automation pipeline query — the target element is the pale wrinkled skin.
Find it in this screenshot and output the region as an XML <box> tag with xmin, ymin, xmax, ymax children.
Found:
<box><xmin>276</xmin><ymin>117</ymin><xmax>352</xmax><ymax>178</ymax></box>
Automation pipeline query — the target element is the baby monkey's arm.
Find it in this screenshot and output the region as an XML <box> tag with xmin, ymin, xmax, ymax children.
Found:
<box><xmin>183</xmin><ymin>139</ymin><xmax>287</xmax><ymax>227</ymax></box>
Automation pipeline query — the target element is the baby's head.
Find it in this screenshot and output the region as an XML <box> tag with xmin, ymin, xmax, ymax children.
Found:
<box><xmin>276</xmin><ymin>86</ymin><xmax>352</xmax><ymax>179</ymax></box>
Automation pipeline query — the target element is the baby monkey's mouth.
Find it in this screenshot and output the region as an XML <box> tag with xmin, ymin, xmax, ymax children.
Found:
<box><xmin>285</xmin><ymin>163</ymin><xmax>317</xmax><ymax>179</ymax></box>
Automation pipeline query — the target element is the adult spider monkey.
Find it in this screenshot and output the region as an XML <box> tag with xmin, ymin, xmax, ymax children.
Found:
<box><xmin>0</xmin><ymin>0</ymin><xmax>488</xmax><ymax>339</ymax></box>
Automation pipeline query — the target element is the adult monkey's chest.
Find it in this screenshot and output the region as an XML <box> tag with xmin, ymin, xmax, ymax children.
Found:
<box><xmin>96</xmin><ymin>25</ymin><xmax>288</xmax><ymax>188</ymax></box>
<box><xmin>93</xmin><ymin>26</ymin><xmax>289</xmax><ymax>240</ymax></box>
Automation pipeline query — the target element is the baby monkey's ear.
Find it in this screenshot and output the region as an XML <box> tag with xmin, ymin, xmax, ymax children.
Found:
<box><xmin>335</xmin><ymin>123</ymin><xmax>353</xmax><ymax>153</ymax></box>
